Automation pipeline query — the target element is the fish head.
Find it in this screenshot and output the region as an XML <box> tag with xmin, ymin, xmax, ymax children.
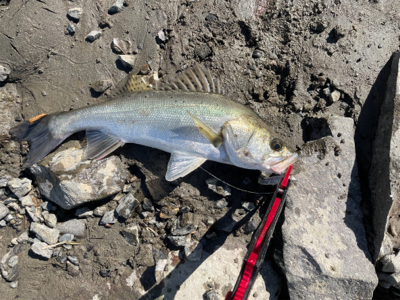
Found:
<box><xmin>222</xmin><ymin>117</ymin><xmax>298</xmax><ymax>174</ymax></box>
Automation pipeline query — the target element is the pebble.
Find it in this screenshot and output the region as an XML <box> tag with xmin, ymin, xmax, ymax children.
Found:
<box><xmin>381</xmin><ymin>254</ymin><xmax>400</xmax><ymax>273</ymax></box>
<box><xmin>68</xmin><ymin>8</ymin><xmax>83</xmax><ymax>21</ymax></box>
<box><xmin>329</xmin><ymin>90</ymin><xmax>341</xmax><ymax>103</ymax></box>
<box><xmin>86</xmin><ymin>31</ymin><xmax>101</xmax><ymax>43</ymax></box>
<box><xmin>41</xmin><ymin>201</ymin><xmax>57</xmax><ymax>212</ymax></box>
<box><xmin>57</xmin><ymin>256</ymin><xmax>67</xmax><ymax>263</ymax></box>
<box><xmin>252</xmin><ymin>49</ymin><xmax>264</xmax><ymax>59</ymax></box>
<box><xmin>30</xmin><ymin>222</ymin><xmax>60</xmax><ymax>245</ymax></box>
<box><xmin>75</xmin><ymin>207</ymin><xmax>93</xmax><ymax>218</ymax></box>
<box><xmin>171</xmin><ymin>213</ymin><xmax>197</xmax><ymax>236</ymax></box>
<box><xmin>168</xmin><ymin>235</ymin><xmax>190</xmax><ymax>247</ymax></box>
<box><xmin>108</xmin><ymin>0</ymin><xmax>124</xmax><ymax>14</ymax></box>
<box><xmin>241</xmin><ymin>202</ymin><xmax>256</xmax><ymax>211</ymax></box>
<box><xmin>215</xmin><ymin>198</ymin><xmax>228</xmax><ymax>209</ymax></box>
<box><xmin>7</xmin><ymin>178</ymin><xmax>32</xmax><ymax>199</ymax></box>
<box><xmin>205</xmin><ymin>290</ymin><xmax>219</xmax><ymax>300</ymax></box>
<box><xmin>195</xmin><ymin>44</ymin><xmax>212</xmax><ymax>60</ymax></box>
<box><xmin>68</xmin><ymin>255</ymin><xmax>79</xmax><ymax>266</ymax></box>
<box><xmin>0</xmin><ymin>64</ymin><xmax>11</xmax><ymax>82</ymax></box>
<box><xmin>0</xmin><ymin>175</ymin><xmax>11</xmax><ymax>187</ymax></box>
<box><xmin>67</xmin><ymin>261</ymin><xmax>80</xmax><ymax>277</ymax></box>
<box><xmin>26</xmin><ymin>206</ymin><xmax>41</xmax><ymax>223</ymax></box>
<box><xmin>100</xmin><ymin>210</ymin><xmax>118</xmax><ymax>225</ymax></box>
<box><xmin>59</xmin><ymin>233</ymin><xmax>74</xmax><ymax>242</ymax></box>
<box><xmin>136</xmin><ymin>244</ymin><xmax>155</xmax><ymax>267</ymax></box>
<box><xmin>112</xmin><ymin>38</ymin><xmax>131</xmax><ymax>55</ymax></box>
<box><xmin>184</xmin><ymin>241</ymin><xmax>203</xmax><ymax>261</ymax></box>
<box><xmin>57</xmin><ymin>219</ymin><xmax>86</xmax><ymax>237</ymax></box>
<box><xmin>7</xmin><ymin>256</ymin><xmax>18</xmax><ymax>268</ymax></box>
<box><xmin>93</xmin><ymin>205</ymin><xmax>107</xmax><ymax>217</ymax></box>
<box><xmin>121</xmin><ymin>224</ymin><xmax>140</xmax><ymax>246</ymax></box>
<box><xmin>17</xmin><ymin>231</ymin><xmax>29</xmax><ymax>243</ymax></box>
<box><xmin>159</xmin><ymin>206</ymin><xmax>179</xmax><ymax>219</ymax></box>
<box><xmin>0</xmin><ymin>203</ymin><xmax>9</xmax><ymax>220</ymax></box>
<box><xmin>11</xmin><ymin>238</ymin><xmax>18</xmax><ymax>245</ymax></box>
<box><xmin>9</xmin><ymin>281</ymin><xmax>18</xmax><ymax>289</ymax></box>
<box><xmin>0</xmin><ymin>220</ymin><xmax>6</xmax><ymax>227</ymax></box>
<box><xmin>67</xmin><ymin>23</ymin><xmax>75</xmax><ymax>35</ymax></box>
<box><xmin>31</xmin><ymin>241</ymin><xmax>53</xmax><ymax>259</ymax></box>
<box><xmin>42</xmin><ymin>211</ymin><xmax>57</xmax><ymax>228</ymax></box>
<box><xmin>244</xmin><ymin>214</ymin><xmax>261</xmax><ymax>234</ymax></box>
<box><xmin>215</xmin><ymin>215</ymin><xmax>237</xmax><ymax>233</ymax></box>
<box><xmin>19</xmin><ymin>195</ymin><xmax>34</xmax><ymax>207</ymax></box>
<box><xmin>118</xmin><ymin>55</ymin><xmax>136</xmax><ymax>69</ymax></box>
<box><xmin>206</xmin><ymin>178</ymin><xmax>231</xmax><ymax>197</ymax></box>
<box><xmin>142</xmin><ymin>198</ymin><xmax>154</xmax><ymax>211</ymax></box>
<box><xmin>5</xmin><ymin>214</ymin><xmax>13</xmax><ymax>222</ymax></box>
<box><xmin>115</xmin><ymin>193</ymin><xmax>140</xmax><ymax>219</ymax></box>
<box><xmin>91</xmin><ymin>80</ymin><xmax>112</xmax><ymax>93</ymax></box>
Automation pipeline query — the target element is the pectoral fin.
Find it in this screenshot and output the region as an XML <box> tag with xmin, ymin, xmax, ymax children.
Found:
<box><xmin>166</xmin><ymin>152</ymin><xmax>207</xmax><ymax>181</ymax></box>
<box><xmin>187</xmin><ymin>111</ymin><xmax>223</xmax><ymax>147</ymax></box>
<box><xmin>85</xmin><ymin>130</ymin><xmax>125</xmax><ymax>160</ymax></box>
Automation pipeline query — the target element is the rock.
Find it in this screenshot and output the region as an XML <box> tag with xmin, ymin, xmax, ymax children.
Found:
<box><xmin>11</xmin><ymin>238</ymin><xmax>18</xmax><ymax>245</ymax></box>
<box><xmin>168</xmin><ymin>235</ymin><xmax>190</xmax><ymax>247</ymax></box>
<box><xmin>16</xmin><ymin>231</ymin><xmax>29</xmax><ymax>243</ymax></box>
<box><xmin>67</xmin><ymin>8</ymin><xmax>83</xmax><ymax>22</ymax></box>
<box><xmin>7</xmin><ymin>256</ymin><xmax>18</xmax><ymax>268</ymax></box>
<box><xmin>109</xmin><ymin>0</ymin><xmax>124</xmax><ymax>14</ymax></box>
<box><xmin>3</xmin><ymin>265</ymin><xmax>20</xmax><ymax>282</ymax></box>
<box><xmin>75</xmin><ymin>207</ymin><xmax>93</xmax><ymax>218</ymax></box>
<box><xmin>40</xmin><ymin>201</ymin><xmax>57</xmax><ymax>212</ymax></box>
<box><xmin>282</xmin><ymin>117</ymin><xmax>378</xmax><ymax>299</ymax></box>
<box><xmin>42</xmin><ymin>211</ymin><xmax>57</xmax><ymax>228</ymax></box>
<box><xmin>67</xmin><ymin>261</ymin><xmax>80</xmax><ymax>277</ymax></box>
<box><xmin>171</xmin><ymin>212</ymin><xmax>197</xmax><ymax>236</ymax></box>
<box><xmin>31</xmin><ymin>241</ymin><xmax>53</xmax><ymax>259</ymax></box>
<box><xmin>252</xmin><ymin>49</ymin><xmax>264</xmax><ymax>59</ymax></box>
<box><xmin>68</xmin><ymin>256</ymin><xmax>79</xmax><ymax>266</ymax></box>
<box><xmin>381</xmin><ymin>253</ymin><xmax>400</xmax><ymax>273</ymax></box>
<box><xmin>241</xmin><ymin>201</ymin><xmax>256</xmax><ymax>211</ymax></box>
<box><xmin>0</xmin><ymin>203</ymin><xmax>9</xmax><ymax>220</ymax></box>
<box><xmin>26</xmin><ymin>206</ymin><xmax>41</xmax><ymax>223</ymax></box>
<box><xmin>86</xmin><ymin>30</ymin><xmax>101</xmax><ymax>42</ymax></box>
<box><xmin>30</xmin><ymin>147</ymin><xmax>128</xmax><ymax>210</ymax></box>
<box><xmin>142</xmin><ymin>198</ymin><xmax>154</xmax><ymax>211</ymax></box>
<box><xmin>5</xmin><ymin>214</ymin><xmax>13</xmax><ymax>222</ymax></box>
<box><xmin>215</xmin><ymin>198</ymin><xmax>228</xmax><ymax>209</ymax></box>
<box><xmin>205</xmin><ymin>290</ymin><xmax>218</xmax><ymax>300</ymax></box>
<box><xmin>184</xmin><ymin>241</ymin><xmax>202</xmax><ymax>262</ymax></box>
<box><xmin>195</xmin><ymin>44</ymin><xmax>212</xmax><ymax>60</ymax></box>
<box><xmin>111</xmin><ymin>38</ymin><xmax>131</xmax><ymax>55</ymax></box>
<box><xmin>214</xmin><ymin>215</ymin><xmax>236</xmax><ymax>233</ymax></box>
<box><xmin>0</xmin><ymin>84</ymin><xmax>20</xmax><ymax>141</ymax></box>
<box><xmin>9</xmin><ymin>281</ymin><xmax>18</xmax><ymax>289</ymax></box>
<box><xmin>120</xmin><ymin>224</ymin><xmax>140</xmax><ymax>246</ymax></box>
<box><xmin>378</xmin><ymin>272</ymin><xmax>400</xmax><ymax>289</ymax></box>
<box><xmin>67</xmin><ymin>23</ymin><xmax>75</xmax><ymax>35</ymax></box>
<box><xmin>159</xmin><ymin>206</ymin><xmax>179</xmax><ymax>219</ymax></box>
<box><xmin>155</xmin><ymin>257</ymin><xmax>168</xmax><ymax>284</ymax></box>
<box><xmin>0</xmin><ymin>175</ymin><xmax>10</xmax><ymax>187</ymax></box>
<box><xmin>30</xmin><ymin>223</ymin><xmax>59</xmax><ymax>245</ymax></box>
<box><xmin>91</xmin><ymin>79</ymin><xmax>112</xmax><ymax>93</ymax></box>
<box><xmin>328</xmin><ymin>90</ymin><xmax>341</xmax><ymax>103</ymax></box>
<box><xmin>56</xmin><ymin>219</ymin><xmax>86</xmax><ymax>237</ymax></box>
<box><xmin>115</xmin><ymin>193</ymin><xmax>140</xmax><ymax>219</ymax></box>
<box><xmin>136</xmin><ymin>244</ymin><xmax>154</xmax><ymax>267</ymax></box>
<box><xmin>7</xmin><ymin>178</ymin><xmax>32</xmax><ymax>199</ymax></box>
<box><xmin>100</xmin><ymin>210</ymin><xmax>118</xmax><ymax>225</ymax></box>
<box><xmin>170</xmin><ymin>182</ymin><xmax>200</xmax><ymax>198</ymax></box>
<box><xmin>0</xmin><ymin>64</ymin><xmax>10</xmax><ymax>81</ymax></box>
<box><xmin>0</xmin><ymin>220</ymin><xmax>6</xmax><ymax>227</ymax></box>
<box><xmin>118</xmin><ymin>55</ymin><xmax>136</xmax><ymax>69</ymax></box>
<box><xmin>19</xmin><ymin>195</ymin><xmax>34</xmax><ymax>207</ymax></box>
<box><xmin>59</xmin><ymin>233</ymin><xmax>74</xmax><ymax>242</ymax></box>
<box><xmin>243</xmin><ymin>213</ymin><xmax>261</xmax><ymax>234</ymax></box>
<box><xmin>333</xmin><ymin>25</ymin><xmax>347</xmax><ymax>40</ymax></box>
<box><xmin>93</xmin><ymin>205</ymin><xmax>107</xmax><ymax>217</ymax></box>
<box><xmin>369</xmin><ymin>52</ymin><xmax>400</xmax><ymax>261</ymax></box>
<box><xmin>206</xmin><ymin>178</ymin><xmax>231</xmax><ymax>197</ymax></box>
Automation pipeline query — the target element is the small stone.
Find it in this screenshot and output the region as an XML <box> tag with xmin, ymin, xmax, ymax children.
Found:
<box><xmin>7</xmin><ymin>256</ymin><xmax>18</xmax><ymax>268</ymax></box>
<box><xmin>381</xmin><ymin>253</ymin><xmax>400</xmax><ymax>273</ymax></box>
<box><xmin>93</xmin><ymin>205</ymin><xmax>107</xmax><ymax>217</ymax></box>
<box><xmin>58</xmin><ymin>256</ymin><xmax>67</xmax><ymax>264</ymax></box>
<box><xmin>157</xmin><ymin>30</ymin><xmax>166</xmax><ymax>42</ymax></box>
<box><xmin>4</xmin><ymin>265</ymin><xmax>20</xmax><ymax>282</ymax></box>
<box><xmin>252</xmin><ymin>49</ymin><xmax>264</xmax><ymax>59</ymax></box>
<box><xmin>155</xmin><ymin>257</ymin><xmax>167</xmax><ymax>284</ymax></box>
<box><xmin>205</xmin><ymin>290</ymin><xmax>219</xmax><ymax>300</ymax></box>
<box><xmin>31</xmin><ymin>241</ymin><xmax>53</xmax><ymax>259</ymax></box>
<box><xmin>112</xmin><ymin>38</ymin><xmax>131</xmax><ymax>54</ymax></box>
<box><xmin>118</xmin><ymin>55</ymin><xmax>136</xmax><ymax>69</ymax></box>
<box><xmin>26</xmin><ymin>206</ymin><xmax>40</xmax><ymax>223</ymax></box>
<box><xmin>0</xmin><ymin>203</ymin><xmax>9</xmax><ymax>220</ymax></box>
<box><xmin>333</xmin><ymin>25</ymin><xmax>347</xmax><ymax>40</ymax></box>
<box><xmin>142</xmin><ymin>198</ymin><xmax>154</xmax><ymax>211</ymax></box>
<box><xmin>7</xmin><ymin>202</ymin><xmax>19</xmax><ymax>212</ymax></box>
<box><xmin>17</xmin><ymin>231</ymin><xmax>29</xmax><ymax>243</ymax></box>
<box><xmin>206</xmin><ymin>178</ymin><xmax>231</xmax><ymax>197</ymax></box>
<box><xmin>42</xmin><ymin>211</ymin><xmax>57</xmax><ymax>228</ymax></box>
<box><xmin>19</xmin><ymin>195</ymin><xmax>34</xmax><ymax>207</ymax></box>
<box><xmin>168</xmin><ymin>235</ymin><xmax>190</xmax><ymax>247</ymax></box>
<box><xmin>57</xmin><ymin>219</ymin><xmax>86</xmax><ymax>237</ymax></box>
<box><xmin>108</xmin><ymin>0</ymin><xmax>124</xmax><ymax>14</ymax></box>
<box><xmin>100</xmin><ymin>210</ymin><xmax>118</xmax><ymax>225</ymax></box>
<box><xmin>67</xmin><ymin>23</ymin><xmax>75</xmax><ymax>35</ymax></box>
<box><xmin>8</xmin><ymin>178</ymin><xmax>32</xmax><ymax>199</ymax></box>
<box><xmin>215</xmin><ymin>199</ymin><xmax>228</xmax><ymax>209</ymax></box>
<box><xmin>75</xmin><ymin>207</ymin><xmax>93</xmax><ymax>218</ymax></box>
<box><xmin>59</xmin><ymin>233</ymin><xmax>74</xmax><ymax>242</ymax></box>
<box><xmin>68</xmin><ymin>255</ymin><xmax>79</xmax><ymax>266</ymax></box>
<box><xmin>91</xmin><ymin>80</ymin><xmax>112</xmax><ymax>93</ymax></box>
<box><xmin>5</xmin><ymin>214</ymin><xmax>13</xmax><ymax>222</ymax></box>
<box><xmin>244</xmin><ymin>214</ymin><xmax>261</xmax><ymax>234</ymax></box>
<box><xmin>241</xmin><ymin>201</ymin><xmax>256</xmax><ymax>211</ymax></box>
<box><xmin>9</xmin><ymin>281</ymin><xmax>18</xmax><ymax>289</ymax></box>
<box><xmin>0</xmin><ymin>175</ymin><xmax>11</xmax><ymax>187</ymax></box>
<box><xmin>67</xmin><ymin>261</ymin><xmax>80</xmax><ymax>277</ymax></box>
<box><xmin>184</xmin><ymin>241</ymin><xmax>203</xmax><ymax>261</ymax></box>
<box><xmin>11</xmin><ymin>238</ymin><xmax>18</xmax><ymax>245</ymax></box>
<box><xmin>30</xmin><ymin>223</ymin><xmax>59</xmax><ymax>245</ymax></box>
<box><xmin>329</xmin><ymin>90</ymin><xmax>341</xmax><ymax>103</ymax></box>
<box><xmin>40</xmin><ymin>201</ymin><xmax>57</xmax><ymax>212</ymax></box>
<box><xmin>86</xmin><ymin>31</ymin><xmax>101</xmax><ymax>43</ymax></box>
<box><xmin>215</xmin><ymin>215</ymin><xmax>237</xmax><ymax>233</ymax></box>
<box><xmin>120</xmin><ymin>224</ymin><xmax>140</xmax><ymax>246</ymax></box>
<box><xmin>68</xmin><ymin>8</ymin><xmax>83</xmax><ymax>22</ymax></box>
<box><xmin>0</xmin><ymin>64</ymin><xmax>10</xmax><ymax>81</ymax></box>
<box><xmin>0</xmin><ymin>220</ymin><xmax>6</xmax><ymax>227</ymax></box>
<box><xmin>115</xmin><ymin>193</ymin><xmax>140</xmax><ymax>219</ymax></box>
<box><xmin>195</xmin><ymin>44</ymin><xmax>212</xmax><ymax>60</ymax></box>
<box><xmin>99</xmin><ymin>269</ymin><xmax>111</xmax><ymax>277</ymax></box>
<box><xmin>159</xmin><ymin>206</ymin><xmax>179</xmax><ymax>219</ymax></box>
<box><xmin>136</xmin><ymin>244</ymin><xmax>155</xmax><ymax>267</ymax></box>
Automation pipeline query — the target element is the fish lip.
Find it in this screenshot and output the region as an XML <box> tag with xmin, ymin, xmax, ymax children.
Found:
<box><xmin>271</xmin><ymin>152</ymin><xmax>298</xmax><ymax>174</ymax></box>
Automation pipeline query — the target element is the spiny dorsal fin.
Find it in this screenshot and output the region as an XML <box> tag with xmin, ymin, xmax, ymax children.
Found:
<box><xmin>109</xmin><ymin>72</ymin><xmax>154</xmax><ymax>98</ymax></box>
<box><xmin>158</xmin><ymin>63</ymin><xmax>223</xmax><ymax>94</ymax></box>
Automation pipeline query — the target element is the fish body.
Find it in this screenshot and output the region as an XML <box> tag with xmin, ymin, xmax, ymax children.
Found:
<box><xmin>10</xmin><ymin>65</ymin><xmax>298</xmax><ymax>181</ymax></box>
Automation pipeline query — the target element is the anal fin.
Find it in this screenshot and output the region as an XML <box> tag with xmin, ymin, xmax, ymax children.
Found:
<box><xmin>166</xmin><ymin>152</ymin><xmax>207</xmax><ymax>181</ymax></box>
<box><xmin>85</xmin><ymin>130</ymin><xmax>125</xmax><ymax>160</ymax></box>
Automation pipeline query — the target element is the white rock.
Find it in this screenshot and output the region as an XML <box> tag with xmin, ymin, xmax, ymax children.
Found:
<box><xmin>118</xmin><ymin>55</ymin><xmax>136</xmax><ymax>68</ymax></box>
<box><xmin>30</xmin><ymin>222</ymin><xmax>59</xmax><ymax>245</ymax></box>
<box><xmin>31</xmin><ymin>241</ymin><xmax>53</xmax><ymax>259</ymax></box>
<box><xmin>108</xmin><ymin>0</ymin><xmax>124</xmax><ymax>14</ymax></box>
<box><xmin>68</xmin><ymin>8</ymin><xmax>83</xmax><ymax>21</ymax></box>
<box><xmin>42</xmin><ymin>211</ymin><xmax>57</xmax><ymax>228</ymax></box>
<box><xmin>100</xmin><ymin>210</ymin><xmax>118</xmax><ymax>225</ymax></box>
<box><xmin>7</xmin><ymin>178</ymin><xmax>32</xmax><ymax>198</ymax></box>
<box><xmin>381</xmin><ymin>253</ymin><xmax>400</xmax><ymax>273</ymax></box>
<box><xmin>0</xmin><ymin>64</ymin><xmax>10</xmax><ymax>81</ymax></box>
<box><xmin>19</xmin><ymin>194</ymin><xmax>35</xmax><ymax>207</ymax></box>
<box><xmin>329</xmin><ymin>90</ymin><xmax>341</xmax><ymax>102</ymax></box>
<box><xmin>75</xmin><ymin>207</ymin><xmax>93</xmax><ymax>218</ymax></box>
<box><xmin>0</xmin><ymin>203</ymin><xmax>9</xmax><ymax>220</ymax></box>
<box><xmin>86</xmin><ymin>31</ymin><xmax>101</xmax><ymax>42</ymax></box>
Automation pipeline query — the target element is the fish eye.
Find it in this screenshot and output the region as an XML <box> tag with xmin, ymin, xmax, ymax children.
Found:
<box><xmin>270</xmin><ymin>138</ymin><xmax>283</xmax><ymax>151</ymax></box>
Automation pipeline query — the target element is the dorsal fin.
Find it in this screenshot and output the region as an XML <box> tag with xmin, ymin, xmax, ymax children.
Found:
<box><xmin>109</xmin><ymin>72</ymin><xmax>156</xmax><ymax>98</ymax></box>
<box><xmin>158</xmin><ymin>63</ymin><xmax>223</xmax><ymax>94</ymax></box>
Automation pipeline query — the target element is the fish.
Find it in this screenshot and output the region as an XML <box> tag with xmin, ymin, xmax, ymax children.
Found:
<box><xmin>9</xmin><ymin>63</ymin><xmax>298</xmax><ymax>181</ymax></box>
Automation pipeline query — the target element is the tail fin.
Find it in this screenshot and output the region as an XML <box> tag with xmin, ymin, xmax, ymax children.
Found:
<box><xmin>9</xmin><ymin>113</ymin><xmax>65</xmax><ymax>169</ymax></box>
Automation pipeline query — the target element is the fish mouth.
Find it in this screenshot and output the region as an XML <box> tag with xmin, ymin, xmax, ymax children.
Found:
<box><xmin>270</xmin><ymin>152</ymin><xmax>298</xmax><ymax>174</ymax></box>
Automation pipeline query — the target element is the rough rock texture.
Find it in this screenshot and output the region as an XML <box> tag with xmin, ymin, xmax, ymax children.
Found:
<box><xmin>30</xmin><ymin>222</ymin><xmax>59</xmax><ymax>245</ymax></box>
<box><xmin>56</xmin><ymin>219</ymin><xmax>86</xmax><ymax>237</ymax></box>
<box><xmin>30</xmin><ymin>146</ymin><xmax>128</xmax><ymax>209</ymax></box>
<box><xmin>369</xmin><ymin>52</ymin><xmax>400</xmax><ymax>260</ymax></box>
<box><xmin>282</xmin><ymin>116</ymin><xmax>378</xmax><ymax>300</ymax></box>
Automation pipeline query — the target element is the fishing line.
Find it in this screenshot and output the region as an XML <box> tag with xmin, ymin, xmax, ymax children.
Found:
<box><xmin>199</xmin><ymin>166</ymin><xmax>275</xmax><ymax>195</ymax></box>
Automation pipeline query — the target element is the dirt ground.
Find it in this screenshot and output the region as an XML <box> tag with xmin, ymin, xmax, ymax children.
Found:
<box><xmin>1</xmin><ymin>0</ymin><xmax>400</xmax><ymax>299</ymax></box>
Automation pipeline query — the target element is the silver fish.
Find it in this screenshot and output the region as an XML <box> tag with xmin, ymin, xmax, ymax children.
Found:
<box><xmin>10</xmin><ymin>64</ymin><xmax>298</xmax><ymax>181</ymax></box>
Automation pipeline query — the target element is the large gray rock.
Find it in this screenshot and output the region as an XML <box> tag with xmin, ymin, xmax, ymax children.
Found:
<box><xmin>369</xmin><ymin>52</ymin><xmax>400</xmax><ymax>261</ymax></box>
<box><xmin>30</xmin><ymin>147</ymin><xmax>128</xmax><ymax>209</ymax></box>
<box><xmin>282</xmin><ymin>116</ymin><xmax>378</xmax><ymax>300</ymax></box>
